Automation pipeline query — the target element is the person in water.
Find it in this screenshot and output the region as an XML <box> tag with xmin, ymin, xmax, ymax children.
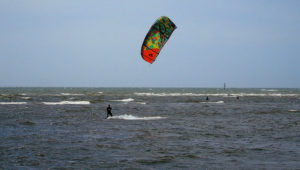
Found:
<box><xmin>106</xmin><ymin>104</ymin><xmax>113</xmax><ymax>118</ymax></box>
<box><xmin>206</xmin><ymin>96</ymin><xmax>209</xmax><ymax>101</ymax></box>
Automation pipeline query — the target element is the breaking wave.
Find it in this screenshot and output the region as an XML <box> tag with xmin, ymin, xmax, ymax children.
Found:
<box><xmin>134</xmin><ymin>92</ymin><xmax>299</xmax><ymax>97</ymax></box>
<box><xmin>134</xmin><ymin>92</ymin><xmax>208</xmax><ymax>97</ymax></box>
<box><xmin>111</xmin><ymin>98</ymin><xmax>134</xmax><ymax>102</ymax></box>
<box><xmin>0</xmin><ymin>102</ymin><xmax>27</xmax><ymax>105</ymax></box>
<box><xmin>107</xmin><ymin>114</ymin><xmax>166</xmax><ymax>120</ymax></box>
<box><xmin>21</xmin><ymin>97</ymin><xmax>31</xmax><ymax>100</ymax></box>
<box><xmin>136</xmin><ymin>102</ymin><xmax>146</xmax><ymax>105</ymax></box>
<box><xmin>261</xmin><ymin>89</ymin><xmax>278</xmax><ymax>92</ymax></box>
<box><xmin>42</xmin><ymin>101</ymin><xmax>90</xmax><ymax>105</ymax></box>
<box><xmin>201</xmin><ymin>101</ymin><xmax>224</xmax><ymax>104</ymax></box>
<box><xmin>59</xmin><ymin>93</ymin><xmax>84</xmax><ymax>96</ymax></box>
<box><xmin>232</xmin><ymin>93</ymin><xmax>298</xmax><ymax>97</ymax></box>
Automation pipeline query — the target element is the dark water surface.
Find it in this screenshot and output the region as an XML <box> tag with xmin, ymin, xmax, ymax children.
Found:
<box><xmin>1</xmin><ymin>88</ymin><xmax>300</xmax><ymax>169</ymax></box>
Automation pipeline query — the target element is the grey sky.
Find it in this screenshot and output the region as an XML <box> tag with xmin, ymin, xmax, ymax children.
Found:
<box><xmin>1</xmin><ymin>0</ymin><xmax>299</xmax><ymax>88</ymax></box>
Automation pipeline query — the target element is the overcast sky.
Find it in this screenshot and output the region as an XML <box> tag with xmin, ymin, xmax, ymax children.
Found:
<box><xmin>0</xmin><ymin>0</ymin><xmax>299</xmax><ymax>88</ymax></box>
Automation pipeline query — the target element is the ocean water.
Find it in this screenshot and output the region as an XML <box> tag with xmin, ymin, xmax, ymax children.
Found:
<box><xmin>0</xmin><ymin>87</ymin><xmax>300</xmax><ymax>169</ymax></box>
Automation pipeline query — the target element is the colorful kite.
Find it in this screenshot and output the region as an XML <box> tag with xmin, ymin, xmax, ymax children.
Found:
<box><xmin>141</xmin><ymin>16</ymin><xmax>177</xmax><ymax>64</ymax></box>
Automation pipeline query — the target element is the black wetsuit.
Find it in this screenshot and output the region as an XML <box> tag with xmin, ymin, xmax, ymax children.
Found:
<box><xmin>107</xmin><ymin>106</ymin><xmax>112</xmax><ymax>118</ymax></box>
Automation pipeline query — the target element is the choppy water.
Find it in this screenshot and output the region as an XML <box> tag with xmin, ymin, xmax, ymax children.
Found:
<box><xmin>1</xmin><ymin>88</ymin><xmax>300</xmax><ymax>169</ymax></box>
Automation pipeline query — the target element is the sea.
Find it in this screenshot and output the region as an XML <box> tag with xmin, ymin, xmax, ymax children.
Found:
<box><xmin>1</xmin><ymin>87</ymin><xmax>300</xmax><ymax>169</ymax></box>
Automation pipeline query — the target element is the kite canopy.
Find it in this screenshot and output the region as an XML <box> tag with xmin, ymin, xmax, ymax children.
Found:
<box><xmin>141</xmin><ymin>16</ymin><xmax>177</xmax><ymax>64</ymax></box>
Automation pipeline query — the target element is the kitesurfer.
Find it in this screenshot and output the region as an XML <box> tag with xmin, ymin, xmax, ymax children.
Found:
<box><xmin>106</xmin><ymin>104</ymin><xmax>113</xmax><ymax>118</ymax></box>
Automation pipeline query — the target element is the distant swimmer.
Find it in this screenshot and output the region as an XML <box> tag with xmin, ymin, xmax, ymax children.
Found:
<box><xmin>106</xmin><ymin>104</ymin><xmax>113</xmax><ymax>118</ymax></box>
<box><xmin>236</xmin><ymin>96</ymin><xmax>240</xmax><ymax>100</ymax></box>
<box><xmin>206</xmin><ymin>96</ymin><xmax>209</xmax><ymax>101</ymax></box>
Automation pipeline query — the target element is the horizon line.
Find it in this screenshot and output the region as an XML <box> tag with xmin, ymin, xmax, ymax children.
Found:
<box><xmin>0</xmin><ymin>86</ymin><xmax>299</xmax><ymax>89</ymax></box>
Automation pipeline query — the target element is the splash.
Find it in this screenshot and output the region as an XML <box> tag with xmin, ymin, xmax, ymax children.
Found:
<box><xmin>107</xmin><ymin>114</ymin><xmax>166</xmax><ymax>120</ymax></box>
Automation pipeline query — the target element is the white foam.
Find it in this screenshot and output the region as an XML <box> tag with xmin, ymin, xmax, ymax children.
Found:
<box><xmin>136</xmin><ymin>102</ymin><xmax>146</xmax><ymax>105</ymax></box>
<box><xmin>201</xmin><ymin>101</ymin><xmax>224</xmax><ymax>104</ymax></box>
<box><xmin>21</xmin><ymin>97</ymin><xmax>31</xmax><ymax>100</ymax></box>
<box><xmin>261</xmin><ymin>89</ymin><xmax>278</xmax><ymax>92</ymax></box>
<box><xmin>288</xmin><ymin>110</ymin><xmax>298</xmax><ymax>112</ymax></box>
<box><xmin>233</xmin><ymin>93</ymin><xmax>298</xmax><ymax>97</ymax></box>
<box><xmin>0</xmin><ymin>102</ymin><xmax>27</xmax><ymax>105</ymax></box>
<box><xmin>134</xmin><ymin>92</ymin><xmax>205</xmax><ymax>97</ymax></box>
<box><xmin>42</xmin><ymin>101</ymin><xmax>90</xmax><ymax>105</ymax></box>
<box><xmin>134</xmin><ymin>92</ymin><xmax>299</xmax><ymax>97</ymax></box>
<box><xmin>111</xmin><ymin>98</ymin><xmax>134</xmax><ymax>102</ymax></box>
<box><xmin>97</xmin><ymin>92</ymin><xmax>103</xmax><ymax>94</ymax></box>
<box><xmin>107</xmin><ymin>114</ymin><xmax>166</xmax><ymax>120</ymax></box>
<box><xmin>59</xmin><ymin>93</ymin><xmax>84</xmax><ymax>96</ymax></box>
